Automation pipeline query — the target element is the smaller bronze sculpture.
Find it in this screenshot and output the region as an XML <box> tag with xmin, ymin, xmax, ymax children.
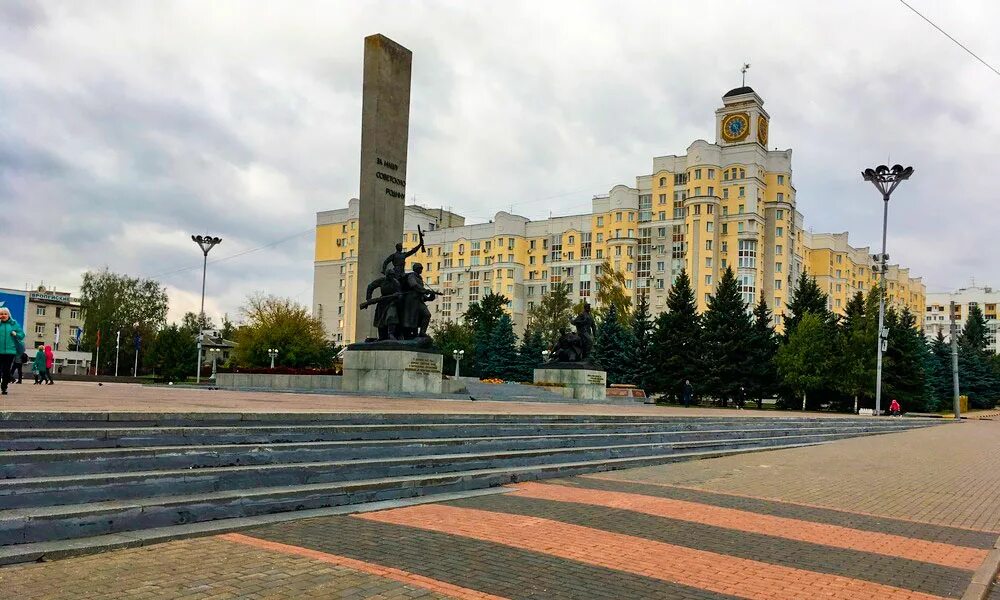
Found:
<box><xmin>547</xmin><ymin>328</ymin><xmax>585</xmax><ymax>363</ymax></box>
<box><xmin>359</xmin><ymin>251</ymin><xmax>440</xmax><ymax>342</ymax></box>
<box><xmin>399</xmin><ymin>263</ymin><xmax>438</xmax><ymax>338</ymax></box>
<box><xmin>571</xmin><ymin>302</ymin><xmax>596</xmax><ymax>360</ymax></box>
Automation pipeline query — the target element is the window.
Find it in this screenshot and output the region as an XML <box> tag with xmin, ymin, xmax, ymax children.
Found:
<box><xmin>777</xmin><ymin>175</ymin><xmax>785</xmax><ymax>185</ymax></box>
<box><xmin>658</xmin><ymin>193</ymin><xmax>666</xmax><ymax>204</ymax></box>
<box><xmin>738</xmin><ymin>221</ymin><xmax>744</xmax><ymax>233</ymax></box>
<box><xmin>705</xmin><ymin>257</ymin><xmax>713</xmax><ymax>268</ymax></box>
<box><xmin>775</xmin><ymin>244</ymin><xmax>783</xmax><ymax>255</ymax></box>
<box><xmin>596</xmin><ymin>249</ymin><xmax>603</xmax><ymax>258</ymax></box>
<box><xmin>776</xmin><ymin>209</ymin><xmax>784</xmax><ymax>220</ymax></box>
<box><xmin>777</xmin><ymin>192</ymin><xmax>784</xmax><ymax>202</ymax></box>
<box><xmin>580</xmin><ymin>280</ymin><xmax>591</xmax><ymax>297</ymax></box>
<box><xmin>707</xmin><ymin>186</ymin><xmax>715</xmax><ymax>196</ymax></box>
<box><xmin>529</xmin><ymin>255</ymin><xmax>536</xmax><ymax>265</ymax></box>
<box><xmin>659</xmin><ymin>177</ymin><xmax>666</xmax><ymax>186</ymax></box>
<box><xmin>739</xmin><ymin>186</ymin><xmax>745</xmax><ymax>197</ymax></box>
<box><xmin>776</xmin><ymin>227</ymin><xmax>783</xmax><ymax>237</ymax></box>
<box><xmin>705</xmin><ymin>240</ymin><xmax>713</xmax><ymax>250</ymax></box>
<box><xmin>694</xmin><ymin>186</ymin><xmax>702</xmax><ymax>196</ymax></box>
<box><xmin>658</xmin><ymin>211</ymin><xmax>666</xmax><ymax>220</ymax></box>
<box><xmin>628</xmin><ymin>212</ymin><xmax>635</xmax><ymax>222</ymax></box>
<box><xmin>458</xmin><ymin>244</ymin><xmax>465</xmax><ymax>254</ymax></box>
<box><xmin>458</xmin><ymin>258</ymin><xmax>464</xmax><ymax>267</ymax></box>
<box><xmin>707</xmin><ymin>205</ymin><xmax>714</xmax><ymax>214</ymax></box>
<box><xmin>615</xmin><ymin>229</ymin><xmax>621</xmax><ymax>238</ymax></box>
<box><xmin>723</xmin><ymin>188</ymin><xmax>729</xmax><ymax>199</ymax></box>
<box><xmin>616</xmin><ymin>212</ymin><xmax>623</xmax><ymax>222</ymax></box>
<box><xmin>706</xmin><ymin>222</ymin><xmax>714</xmax><ymax>232</ymax></box>
<box><xmin>674</xmin><ymin>173</ymin><xmax>688</xmax><ymax>185</ymax></box>
<box><xmin>775</xmin><ymin>262</ymin><xmax>782</xmax><ymax>272</ymax></box>
<box><xmin>775</xmin><ymin>279</ymin><xmax>782</xmax><ymax>290</ymax></box>
<box><xmin>708</xmin><ymin>168</ymin><xmax>715</xmax><ymax>179</ymax></box>
<box><xmin>738</xmin><ymin>239</ymin><xmax>757</xmax><ymax>269</ymax></box>
<box><xmin>705</xmin><ymin>275</ymin><xmax>712</xmax><ymax>286</ymax></box>
<box><xmin>739</xmin><ymin>168</ymin><xmax>746</xmax><ymax>178</ymax></box>
<box><xmin>657</xmin><ymin>261</ymin><xmax>665</xmax><ymax>271</ymax></box>
<box><xmin>695</xmin><ymin>168</ymin><xmax>702</xmax><ymax>179</ymax></box>
<box><xmin>35</xmin><ymin>323</ymin><xmax>45</xmax><ymax>334</ymax></box>
<box><xmin>738</xmin><ymin>273</ymin><xmax>756</xmax><ymax>305</ymax></box>
<box><xmin>597</xmin><ymin>216</ymin><xmax>604</xmax><ymax>227</ymax></box>
<box><xmin>721</xmin><ymin>223</ymin><xmax>728</xmax><ymax>234</ymax></box>
<box><xmin>738</xmin><ymin>204</ymin><xmax>745</xmax><ymax>214</ymax></box>
<box><xmin>36</xmin><ymin>306</ymin><xmax>45</xmax><ymax>316</ymax></box>
<box><xmin>597</xmin><ymin>233</ymin><xmax>604</xmax><ymax>243</ymax></box>
<box><xmin>694</xmin><ymin>205</ymin><xmax>701</xmax><ymax>215</ymax></box>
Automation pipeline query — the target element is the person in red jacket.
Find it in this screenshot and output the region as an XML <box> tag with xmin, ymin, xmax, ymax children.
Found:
<box><xmin>42</xmin><ymin>345</ymin><xmax>55</xmax><ymax>385</ymax></box>
<box><xmin>889</xmin><ymin>398</ymin><xmax>901</xmax><ymax>417</ymax></box>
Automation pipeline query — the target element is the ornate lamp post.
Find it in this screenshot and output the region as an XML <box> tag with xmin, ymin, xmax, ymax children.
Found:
<box><xmin>861</xmin><ymin>164</ymin><xmax>914</xmax><ymax>416</ymax></box>
<box><xmin>268</xmin><ymin>348</ymin><xmax>279</xmax><ymax>369</ymax></box>
<box><xmin>452</xmin><ymin>349</ymin><xmax>465</xmax><ymax>378</ymax></box>
<box><xmin>208</xmin><ymin>347</ymin><xmax>221</xmax><ymax>380</ymax></box>
<box><xmin>192</xmin><ymin>234</ymin><xmax>222</xmax><ymax>383</ymax></box>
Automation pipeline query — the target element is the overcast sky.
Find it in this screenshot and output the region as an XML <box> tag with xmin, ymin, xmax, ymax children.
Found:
<box><xmin>2</xmin><ymin>0</ymin><xmax>998</xmax><ymax>324</ymax></box>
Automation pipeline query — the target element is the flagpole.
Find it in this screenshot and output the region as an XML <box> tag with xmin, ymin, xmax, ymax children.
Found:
<box><xmin>114</xmin><ymin>330</ymin><xmax>120</xmax><ymax>377</ymax></box>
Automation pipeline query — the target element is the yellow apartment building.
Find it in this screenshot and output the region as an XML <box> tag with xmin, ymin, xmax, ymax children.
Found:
<box><xmin>314</xmin><ymin>86</ymin><xmax>925</xmax><ymax>344</ymax></box>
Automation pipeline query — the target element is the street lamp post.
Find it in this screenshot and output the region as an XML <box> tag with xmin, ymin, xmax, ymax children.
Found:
<box><xmin>192</xmin><ymin>234</ymin><xmax>222</xmax><ymax>384</ymax></box>
<box><xmin>268</xmin><ymin>348</ymin><xmax>279</xmax><ymax>369</ymax></box>
<box><xmin>209</xmin><ymin>347</ymin><xmax>221</xmax><ymax>380</ymax></box>
<box><xmin>861</xmin><ymin>164</ymin><xmax>914</xmax><ymax>417</ymax></box>
<box><xmin>452</xmin><ymin>349</ymin><xmax>465</xmax><ymax>378</ymax></box>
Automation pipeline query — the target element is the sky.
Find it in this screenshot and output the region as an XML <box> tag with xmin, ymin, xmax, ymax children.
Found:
<box><xmin>1</xmin><ymin>0</ymin><xmax>998</xmax><ymax>325</ymax></box>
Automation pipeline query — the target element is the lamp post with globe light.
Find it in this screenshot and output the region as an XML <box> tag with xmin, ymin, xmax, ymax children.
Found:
<box><xmin>452</xmin><ymin>349</ymin><xmax>465</xmax><ymax>378</ymax></box>
<box><xmin>861</xmin><ymin>164</ymin><xmax>914</xmax><ymax>417</ymax></box>
<box><xmin>268</xmin><ymin>348</ymin><xmax>279</xmax><ymax>369</ymax></box>
<box><xmin>192</xmin><ymin>234</ymin><xmax>222</xmax><ymax>383</ymax></box>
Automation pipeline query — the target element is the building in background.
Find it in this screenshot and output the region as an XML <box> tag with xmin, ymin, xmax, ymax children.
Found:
<box><xmin>314</xmin><ymin>87</ymin><xmax>926</xmax><ymax>345</ymax></box>
<box><xmin>1</xmin><ymin>285</ymin><xmax>90</xmax><ymax>373</ymax></box>
<box><xmin>925</xmin><ymin>286</ymin><xmax>1000</xmax><ymax>353</ymax></box>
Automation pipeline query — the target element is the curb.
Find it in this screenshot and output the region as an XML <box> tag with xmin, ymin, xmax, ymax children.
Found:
<box><xmin>963</xmin><ymin>534</ymin><xmax>1000</xmax><ymax>600</ymax></box>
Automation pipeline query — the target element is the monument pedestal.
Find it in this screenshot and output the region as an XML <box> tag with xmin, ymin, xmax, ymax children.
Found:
<box><xmin>343</xmin><ymin>345</ymin><xmax>443</xmax><ymax>394</ymax></box>
<box><xmin>533</xmin><ymin>363</ymin><xmax>607</xmax><ymax>401</ymax></box>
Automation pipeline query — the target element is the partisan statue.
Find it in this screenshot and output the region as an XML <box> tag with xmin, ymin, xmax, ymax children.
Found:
<box><xmin>360</xmin><ymin>233</ymin><xmax>439</xmax><ymax>343</ymax></box>
<box><xmin>546</xmin><ymin>303</ymin><xmax>596</xmax><ymax>364</ymax></box>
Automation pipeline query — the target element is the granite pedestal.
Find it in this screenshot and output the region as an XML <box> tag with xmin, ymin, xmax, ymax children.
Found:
<box><xmin>342</xmin><ymin>344</ymin><xmax>443</xmax><ymax>395</ymax></box>
<box><xmin>533</xmin><ymin>363</ymin><xmax>607</xmax><ymax>401</ymax></box>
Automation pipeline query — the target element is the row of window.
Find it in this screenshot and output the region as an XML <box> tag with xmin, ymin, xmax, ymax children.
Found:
<box><xmin>34</xmin><ymin>306</ymin><xmax>81</xmax><ymax>319</ymax></box>
<box><xmin>32</xmin><ymin>323</ymin><xmax>82</xmax><ymax>336</ymax></box>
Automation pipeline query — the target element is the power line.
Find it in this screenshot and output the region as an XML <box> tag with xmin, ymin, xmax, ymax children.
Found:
<box><xmin>899</xmin><ymin>0</ymin><xmax>1000</xmax><ymax>78</ymax></box>
<box><xmin>146</xmin><ymin>228</ymin><xmax>314</xmax><ymax>280</ymax></box>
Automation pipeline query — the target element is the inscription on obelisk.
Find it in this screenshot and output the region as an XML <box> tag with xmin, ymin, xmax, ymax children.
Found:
<box><xmin>353</xmin><ymin>34</ymin><xmax>412</xmax><ymax>343</ymax></box>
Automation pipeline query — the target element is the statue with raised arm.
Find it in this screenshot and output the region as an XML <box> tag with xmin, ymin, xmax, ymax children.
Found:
<box><xmin>571</xmin><ymin>302</ymin><xmax>596</xmax><ymax>360</ymax></box>
<box><xmin>382</xmin><ymin>232</ymin><xmax>425</xmax><ymax>278</ymax></box>
<box><xmin>399</xmin><ymin>263</ymin><xmax>436</xmax><ymax>338</ymax></box>
<box><xmin>359</xmin><ymin>264</ymin><xmax>402</xmax><ymax>341</ymax></box>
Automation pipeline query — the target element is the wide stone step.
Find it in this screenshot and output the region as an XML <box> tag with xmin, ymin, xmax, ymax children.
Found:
<box><xmin>0</xmin><ymin>429</ymin><xmax>909</xmax><ymax>512</ymax></box>
<box><xmin>0</xmin><ymin>419</ymin><xmax>932</xmax><ymax>451</ymax></box>
<box><xmin>0</xmin><ymin>423</ymin><xmax>928</xmax><ymax>478</ymax></box>
<box><xmin>0</xmin><ymin>441</ymin><xmax>827</xmax><ymax>549</ymax></box>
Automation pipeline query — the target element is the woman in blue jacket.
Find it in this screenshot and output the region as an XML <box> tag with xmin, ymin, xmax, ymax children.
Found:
<box><xmin>0</xmin><ymin>307</ymin><xmax>26</xmax><ymax>396</ymax></box>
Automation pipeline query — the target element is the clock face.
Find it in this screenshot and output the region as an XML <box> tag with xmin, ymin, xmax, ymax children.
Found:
<box><xmin>721</xmin><ymin>113</ymin><xmax>750</xmax><ymax>142</ymax></box>
<box><xmin>757</xmin><ymin>116</ymin><xmax>769</xmax><ymax>146</ymax></box>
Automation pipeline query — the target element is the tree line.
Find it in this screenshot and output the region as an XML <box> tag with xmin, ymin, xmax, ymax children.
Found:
<box><xmin>433</xmin><ymin>263</ymin><xmax>999</xmax><ymax>412</ymax></box>
<box><xmin>79</xmin><ymin>269</ymin><xmax>338</xmax><ymax>380</ymax></box>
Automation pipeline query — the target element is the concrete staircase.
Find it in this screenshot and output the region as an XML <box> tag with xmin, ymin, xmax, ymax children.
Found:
<box><xmin>0</xmin><ymin>412</ymin><xmax>940</xmax><ymax>564</ymax></box>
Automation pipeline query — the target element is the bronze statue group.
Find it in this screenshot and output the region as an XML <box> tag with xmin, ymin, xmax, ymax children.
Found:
<box><xmin>360</xmin><ymin>230</ymin><xmax>442</xmax><ymax>342</ymax></box>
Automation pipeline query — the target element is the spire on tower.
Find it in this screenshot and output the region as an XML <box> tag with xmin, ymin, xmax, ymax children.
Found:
<box><xmin>741</xmin><ymin>63</ymin><xmax>751</xmax><ymax>86</ymax></box>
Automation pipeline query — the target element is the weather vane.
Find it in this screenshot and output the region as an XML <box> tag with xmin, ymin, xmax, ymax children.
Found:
<box><xmin>741</xmin><ymin>63</ymin><xmax>751</xmax><ymax>86</ymax></box>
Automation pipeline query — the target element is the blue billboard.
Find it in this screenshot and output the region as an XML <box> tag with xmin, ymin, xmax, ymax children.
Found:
<box><xmin>0</xmin><ymin>289</ymin><xmax>29</xmax><ymax>326</ymax></box>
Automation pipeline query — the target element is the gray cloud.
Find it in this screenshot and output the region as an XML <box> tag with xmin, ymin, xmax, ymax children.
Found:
<box><xmin>1</xmin><ymin>0</ymin><xmax>997</xmax><ymax>323</ymax></box>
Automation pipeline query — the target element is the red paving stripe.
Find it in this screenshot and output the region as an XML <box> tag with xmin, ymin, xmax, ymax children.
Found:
<box><xmin>357</xmin><ymin>503</ymin><xmax>946</xmax><ymax>600</ymax></box>
<box><xmin>585</xmin><ymin>473</ymin><xmax>1000</xmax><ymax>534</ymax></box>
<box><xmin>217</xmin><ymin>532</ymin><xmax>507</xmax><ymax>600</ymax></box>
<box><xmin>511</xmin><ymin>481</ymin><xmax>986</xmax><ymax>570</ymax></box>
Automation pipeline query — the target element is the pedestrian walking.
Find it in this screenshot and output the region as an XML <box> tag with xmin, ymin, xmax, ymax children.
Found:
<box><xmin>0</xmin><ymin>307</ymin><xmax>26</xmax><ymax>396</ymax></box>
<box><xmin>43</xmin><ymin>344</ymin><xmax>55</xmax><ymax>385</ymax></box>
<box><xmin>33</xmin><ymin>345</ymin><xmax>48</xmax><ymax>385</ymax></box>
<box><xmin>10</xmin><ymin>351</ymin><xmax>27</xmax><ymax>384</ymax></box>
<box><xmin>736</xmin><ymin>386</ymin><xmax>746</xmax><ymax>410</ymax></box>
<box><xmin>682</xmin><ymin>380</ymin><xmax>694</xmax><ymax>407</ymax></box>
<box><xmin>889</xmin><ymin>398</ymin><xmax>901</xmax><ymax>417</ymax></box>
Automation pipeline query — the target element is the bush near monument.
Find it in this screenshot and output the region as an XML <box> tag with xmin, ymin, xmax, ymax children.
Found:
<box><xmin>232</xmin><ymin>294</ymin><xmax>337</xmax><ymax>368</ymax></box>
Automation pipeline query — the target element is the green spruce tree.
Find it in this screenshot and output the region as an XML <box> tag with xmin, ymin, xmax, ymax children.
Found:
<box><xmin>464</xmin><ymin>291</ymin><xmax>510</xmax><ymax>378</ymax></box>
<box><xmin>959</xmin><ymin>304</ymin><xmax>999</xmax><ymax>408</ymax></box>
<box><xmin>701</xmin><ymin>267</ymin><xmax>754</xmax><ymax>407</ymax></box>
<box><xmin>630</xmin><ymin>292</ymin><xmax>655</xmax><ymax>390</ymax></box>
<box><xmin>591</xmin><ymin>304</ymin><xmax>637</xmax><ymax>385</ymax></box>
<box><xmin>926</xmin><ymin>331</ymin><xmax>953</xmax><ymax>411</ymax></box>
<box><xmin>785</xmin><ymin>272</ymin><xmax>830</xmax><ymax>338</ymax></box>
<box><xmin>747</xmin><ymin>295</ymin><xmax>779</xmax><ymax>408</ymax></box>
<box><xmin>648</xmin><ymin>270</ymin><xmax>703</xmax><ymax>401</ymax></box>
<box><xmin>480</xmin><ymin>314</ymin><xmax>520</xmax><ymax>380</ymax></box>
<box><xmin>514</xmin><ymin>326</ymin><xmax>547</xmax><ymax>382</ymax></box>
<box><xmin>836</xmin><ymin>290</ymin><xmax>876</xmax><ymax>413</ymax></box>
<box><xmin>882</xmin><ymin>307</ymin><xmax>930</xmax><ymax>412</ymax></box>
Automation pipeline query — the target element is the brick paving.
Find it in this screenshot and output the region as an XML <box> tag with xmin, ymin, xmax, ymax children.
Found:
<box><xmin>0</xmin><ymin>536</ymin><xmax>455</xmax><ymax>599</ymax></box>
<box><xmin>3</xmin><ymin>416</ymin><xmax>1000</xmax><ymax>598</ymax></box>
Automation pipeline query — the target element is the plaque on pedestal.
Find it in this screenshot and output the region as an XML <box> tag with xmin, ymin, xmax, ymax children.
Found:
<box><xmin>533</xmin><ymin>363</ymin><xmax>607</xmax><ymax>401</ymax></box>
<box><xmin>342</xmin><ymin>345</ymin><xmax>443</xmax><ymax>395</ymax></box>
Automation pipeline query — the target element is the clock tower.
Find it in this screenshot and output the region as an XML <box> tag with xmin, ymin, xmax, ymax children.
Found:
<box><xmin>715</xmin><ymin>86</ymin><xmax>769</xmax><ymax>148</ymax></box>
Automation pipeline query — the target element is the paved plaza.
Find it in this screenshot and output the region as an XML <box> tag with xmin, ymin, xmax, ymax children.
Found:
<box><xmin>2</xmin><ymin>393</ymin><xmax>999</xmax><ymax>599</ymax></box>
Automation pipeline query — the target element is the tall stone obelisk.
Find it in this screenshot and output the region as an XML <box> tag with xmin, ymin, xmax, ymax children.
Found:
<box><xmin>352</xmin><ymin>34</ymin><xmax>412</xmax><ymax>343</ymax></box>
